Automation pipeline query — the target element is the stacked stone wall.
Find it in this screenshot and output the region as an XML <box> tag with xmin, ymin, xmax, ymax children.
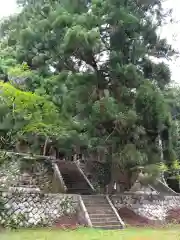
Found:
<box><xmin>0</xmin><ymin>189</ymin><xmax>78</xmax><ymax>228</ymax></box>
<box><xmin>112</xmin><ymin>194</ymin><xmax>180</xmax><ymax>221</ymax></box>
<box><xmin>0</xmin><ymin>158</ymin><xmax>55</xmax><ymax>192</ymax></box>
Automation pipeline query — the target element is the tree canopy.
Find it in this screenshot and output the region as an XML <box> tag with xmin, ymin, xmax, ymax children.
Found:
<box><xmin>0</xmin><ymin>0</ymin><xmax>178</xmax><ymax>186</ymax></box>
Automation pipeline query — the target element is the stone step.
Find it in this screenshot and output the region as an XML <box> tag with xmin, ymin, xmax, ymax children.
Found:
<box><xmin>91</xmin><ymin>219</ymin><xmax>119</xmax><ymax>224</ymax></box>
<box><xmin>82</xmin><ymin>195</ymin><xmax>105</xmax><ymax>198</ymax></box>
<box><xmin>66</xmin><ymin>186</ymin><xmax>90</xmax><ymax>189</ymax></box>
<box><xmin>82</xmin><ymin>195</ymin><xmax>123</xmax><ymax>230</ymax></box>
<box><xmin>67</xmin><ymin>190</ymin><xmax>92</xmax><ymax>194</ymax></box>
<box><xmin>89</xmin><ymin>213</ymin><xmax>115</xmax><ymax>217</ymax></box>
<box><xmin>82</xmin><ymin>196</ymin><xmax>106</xmax><ymax>200</ymax></box>
<box><xmin>62</xmin><ymin>179</ymin><xmax>89</xmax><ymax>185</ymax></box>
<box><xmin>84</xmin><ymin>202</ymin><xmax>108</xmax><ymax>205</ymax></box>
<box><xmin>62</xmin><ymin>179</ymin><xmax>87</xmax><ymax>184</ymax></box>
<box><xmin>62</xmin><ymin>174</ymin><xmax>83</xmax><ymax>178</ymax></box>
<box><xmin>61</xmin><ymin>176</ymin><xmax>86</xmax><ymax>181</ymax></box>
<box><xmin>83</xmin><ymin>197</ymin><xmax>107</xmax><ymax>200</ymax></box>
<box><xmin>67</xmin><ymin>190</ymin><xmax>91</xmax><ymax>193</ymax></box>
<box><xmin>85</xmin><ymin>204</ymin><xmax>112</xmax><ymax>209</ymax></box>
<box><xmin>82</xmin><ymin>199</ymin><xmax>107</xmax><ymax>204</ymax></box>
<box><xmin>84</xmin><ymin>203</ymin><xmax>109</xmax><ymax>207</ymax></box>
<box><xmin>67</xmin><ymin>187</ymin><xmax>89</xmax><ymax>189</ymax></box>
<box><xmin>90</xmin><ymin>217</ymin><xmax>118</xmax><ymax>222</ymax></box>
<box><xmin>82</xmin><ymin>198</ymin><xmax>107</xmax><ymax>202</ymax></box>
<box><xmin>85</xmin><ymin>208</ymin><xmax>114</xmax><ymax>214</ymax></box>
<box><xmin>67</xmin><ymin>192</ymin><xmax>92</xmax><ymax>195</ymax></box>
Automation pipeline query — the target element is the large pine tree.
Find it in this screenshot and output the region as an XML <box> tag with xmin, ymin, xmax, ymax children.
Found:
<box><xmin>0</xmin><ymin>0</ymin><xmax>175</xmax><ymax>186</ymax></box>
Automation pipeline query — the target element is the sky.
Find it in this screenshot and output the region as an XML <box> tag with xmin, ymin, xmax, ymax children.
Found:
<box><xmin>0</xmin><ymin>0</ymin><xmax>180</xmax><ymax>82</ymax></box>
<box><xmin>0</xmin><ymin>0</ymin><xmax>18</xmax><ymax>18</ymax></box>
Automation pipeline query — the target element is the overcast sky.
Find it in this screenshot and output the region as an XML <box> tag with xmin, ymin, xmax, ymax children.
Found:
<box><xmin>0</xmin><ymin>0</ymin><xmax>180</xmax><ymax>82</ymax></box>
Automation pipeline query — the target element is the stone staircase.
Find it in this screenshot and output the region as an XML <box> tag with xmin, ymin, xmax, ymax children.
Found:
<box><xmin>57</xmin><ymin>161</ymin><xmax>94</xmax><ymax>195</ymax></box>
<box><xmin>82</xmin><ymin>195</ymin><xmax>124</xmax><ymax>229</ymax></box>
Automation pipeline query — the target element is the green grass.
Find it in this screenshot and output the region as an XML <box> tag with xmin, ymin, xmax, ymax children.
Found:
<box><xmin>1</xmin><ymin>227</ymin><xmax>180</xmax><ymax>240</ymax></box>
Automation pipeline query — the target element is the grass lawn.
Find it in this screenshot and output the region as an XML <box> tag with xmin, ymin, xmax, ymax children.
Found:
<box><xmin>1</xmin><ymin>227</ymin><xmax>180</xmax><ymax>240</ymax></box>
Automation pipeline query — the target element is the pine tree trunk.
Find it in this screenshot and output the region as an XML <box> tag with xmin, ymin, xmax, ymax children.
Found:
<box><xmin>43</xmin><ymin>138</ymin><xmax>49</xmax><ymax>156</ymax></box>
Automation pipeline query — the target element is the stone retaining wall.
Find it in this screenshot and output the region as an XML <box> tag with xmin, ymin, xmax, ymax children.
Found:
<box><xmin>0</xmin><ymin>158</ymin><xmax>55</xmax><ymax>192</ymax></box>
<box><xmin>112</xmin><ymin>194</ymin><xmax>180</xmax><ymax>221</ymax></box>
<box><xmin>0</xmin><ymin>189</ymin><xmax>79</xmax><ymax>228</ymax></box>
